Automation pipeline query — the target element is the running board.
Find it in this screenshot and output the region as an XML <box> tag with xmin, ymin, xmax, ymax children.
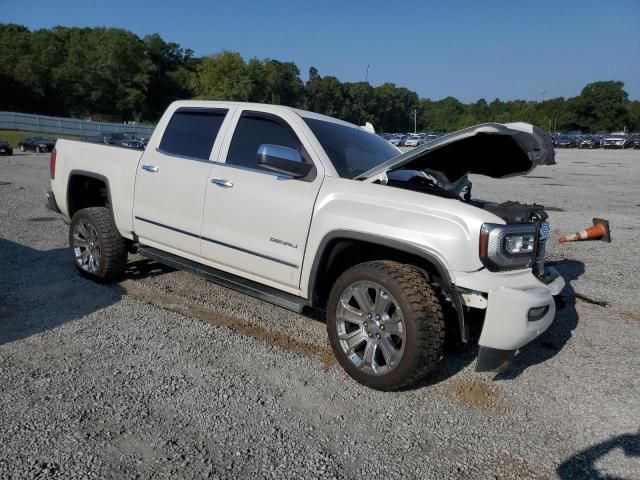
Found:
<box><xmin>138</xmin><ymin>247</ymin><xmax>307</xmax><ymax>313</ymax></box>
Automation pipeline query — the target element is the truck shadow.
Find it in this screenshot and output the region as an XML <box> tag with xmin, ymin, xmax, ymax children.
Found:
<box><xmin>0</xmin><ymin>239</ymin><xmax>122</xmax><ymax>346</ymax></box>
<box><xmin>494</xmin><ymin>259</ymin><xmax>585</xmax><ymax>380</ymax></box>
<box><xmin>123</xmin><ymin>256</ymin><xmax>175</xmax><ymax>280</ymax></box>
<box><xmin>557</xmin><ymin>432</ymin><xmax>640</xmax><ymax>479</ymax></box>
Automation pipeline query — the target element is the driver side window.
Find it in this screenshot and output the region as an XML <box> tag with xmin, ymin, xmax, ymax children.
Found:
<box><xmin>226</xmin><ymin>112</ymin><xmax>304</xmax><ymax>172</ymax></box>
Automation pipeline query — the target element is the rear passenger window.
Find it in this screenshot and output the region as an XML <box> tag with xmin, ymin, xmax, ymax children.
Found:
<box><xmin>226</xmin><ymin>113</ymin><xmax>304</xmax><ymax>172</ymax></box>
<box><xmin>159</xmin><ymin>108</ymin><xmax>227</xmax><ymax>160</ymax></box>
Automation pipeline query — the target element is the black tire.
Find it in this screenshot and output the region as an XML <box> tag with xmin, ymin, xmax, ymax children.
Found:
<box><xmin>327</xmin><ymin>261</ymin><xmax>445</xmax><ymax>391</ymax></box>
<box><xmin>69</xmin><ymin>207</ymin><xmax>128</xmax><ymax>282</ymax></box>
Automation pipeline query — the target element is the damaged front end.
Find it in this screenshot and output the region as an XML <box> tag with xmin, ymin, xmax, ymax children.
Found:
<box><xmin>359</xmin><ymin>122</ymin><xmax>556</xmax><ymax>283</ymax></box>
<box><xmin>358</xmin><ymin>122</ymin><xmax>564</xmax><ymax>371</ymax></box>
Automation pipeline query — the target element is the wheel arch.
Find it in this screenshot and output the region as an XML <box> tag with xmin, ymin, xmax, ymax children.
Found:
<box><xmin>307</xmin><ymin>230</ymin><xmax>468</xmax><ymax>341</ymax></box>
<box><xmin>67</xmin><ymin>170</ymin><xmax>113</xmax><ymax>218</ymax></box>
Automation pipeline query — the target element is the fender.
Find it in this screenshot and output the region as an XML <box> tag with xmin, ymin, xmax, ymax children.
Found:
<box><xmin>65</xmin><ymin>169</ymin><xmax>129</xmax><ymax>237</ymax></box>
<box><xmin>307</xmin><ymin>230</ymin><xmax>469</xmax><ymax>342</ymax></box>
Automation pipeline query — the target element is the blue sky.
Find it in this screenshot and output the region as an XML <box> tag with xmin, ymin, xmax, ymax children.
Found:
<box><xmin>3</xmin><ymin>0</ymin><xmax>639</xmax><ymax>102</ymax></box>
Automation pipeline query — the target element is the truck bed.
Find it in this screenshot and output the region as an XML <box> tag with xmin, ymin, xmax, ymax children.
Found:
<box><xmin>51</xmin><ymin>139</ymin><xmax>144</xmax><ymax>238</ymax></box>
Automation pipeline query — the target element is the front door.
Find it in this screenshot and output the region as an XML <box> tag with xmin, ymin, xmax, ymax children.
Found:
<box><xmin>201</xmin><ymin>109</ymin><xmax>324</xmax><ymax>293</ymax></box>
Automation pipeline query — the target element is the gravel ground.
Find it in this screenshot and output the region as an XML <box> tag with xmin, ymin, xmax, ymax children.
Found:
<box><xmin>1</xmin><ymin>149</ymin><xmax>639</xmax><ymax>479</ymax></box>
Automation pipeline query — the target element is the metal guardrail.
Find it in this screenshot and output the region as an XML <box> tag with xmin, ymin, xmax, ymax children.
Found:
<box><xmin>0</xmin><ymin>111</ymin><xmax>155</xmax><ymax>137</ymax></box>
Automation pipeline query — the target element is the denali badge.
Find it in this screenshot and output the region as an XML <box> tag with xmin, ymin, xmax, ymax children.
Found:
<box><xmin>270</xmin><ymin>237</ymin><xmax>298</xmax><ymax>249</ymax></box>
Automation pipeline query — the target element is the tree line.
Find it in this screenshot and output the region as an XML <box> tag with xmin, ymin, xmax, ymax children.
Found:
<box><xmin>1</xmin><ymin>24</ymin><xmax>638</xmax><ymax>133</ymax></box>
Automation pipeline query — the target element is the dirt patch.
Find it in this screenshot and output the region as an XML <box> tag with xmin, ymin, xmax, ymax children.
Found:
<box><xmin>28</xmin><ymin>217</ymin><xmax>57</xmax><ymax>222</ymax></box>
<box><xmin>574</xmin><ymin>292</ymin><xmax>609</xmax><ymax>307</ymax></box>
<box><xmin>451</xmin><ymin>378</ymin><xmax>504</xmax><ymax>411</ymax></box>
<box><xmin>620</xmin><ymin>311</ymin><xmax>640</xmax><ymax>322</ymax></box>
<box><xmin>117</xmin><ymin>282</ymin><xmax>337</xmax><ymax>369</ymax></box>
<box><xmin>0</xmin><ymin>181</ymin><xmax>11</xmax><ymax>186</ymax></box>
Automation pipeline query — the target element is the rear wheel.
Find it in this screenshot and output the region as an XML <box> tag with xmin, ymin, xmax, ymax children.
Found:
<box><xmin>327</xmin><ymin>261</ymin><xmax>445</xmax><ymax>391</ymax></box>
<box><xmin>69</xmin><ymin>207</ymin><xmax>128</xmax><ymax>282</ymax></box>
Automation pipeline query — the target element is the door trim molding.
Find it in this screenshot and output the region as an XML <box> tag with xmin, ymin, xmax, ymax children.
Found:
<box><xmin>134</xmin><ymin>216</ymin><xmax>298</xmax><ymax>268</ymax></box>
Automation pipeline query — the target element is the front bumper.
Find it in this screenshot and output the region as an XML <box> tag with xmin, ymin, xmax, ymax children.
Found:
<box><xmin>455</xmin><ymin>267</ymin><xmax>565</xmax><ymax>372</ymax></box>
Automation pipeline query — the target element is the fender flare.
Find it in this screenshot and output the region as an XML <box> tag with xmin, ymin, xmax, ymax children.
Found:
<box><xmin>307</xmin><ymin>230</ymin><xmax>468</xmax><ymax>342</ymax></box>
<box><xmin>67</xmin><ymin>169</ymin><xmax>113</xmax><ymax>217</ymax></box>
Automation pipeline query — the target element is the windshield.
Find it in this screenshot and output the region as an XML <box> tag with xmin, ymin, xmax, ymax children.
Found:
<box><xmin>302</xmin><ymin>117</ymin><xmax>400</xmax><ymax>178</ymax></box>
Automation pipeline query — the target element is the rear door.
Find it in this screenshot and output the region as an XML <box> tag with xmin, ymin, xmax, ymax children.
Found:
<box><xmin>200</xmin><ymin>108</ymin><xmax>324</xmax><ymax>292</ymax></box>
<box><xmin>133</xmin><ymin>106</ymin><xmax>232</xmax><ymax>257</ymax></box>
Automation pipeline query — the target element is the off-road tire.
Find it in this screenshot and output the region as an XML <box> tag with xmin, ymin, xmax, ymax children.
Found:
<box><xmin>69</xmin><ymin>207</ymin><xmax>128</xmax><ymax>282</ymax></box>
<box><xmin>327</xmin><ymin>260</ymin><xmax>445</xmax><ymax>391</ymax></box>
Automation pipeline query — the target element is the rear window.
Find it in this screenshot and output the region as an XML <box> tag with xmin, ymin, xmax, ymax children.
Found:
<box><xmin>159</xmin><ymin>108</ymin><xmax>227</xmax><ymax>160</ymax></box>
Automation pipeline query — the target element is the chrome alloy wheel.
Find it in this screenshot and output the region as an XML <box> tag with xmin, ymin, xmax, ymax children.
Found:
<box><xmin>335</xmin><ymin>281</ymin><xmax>406</xmax><ymax>375</ymax></box>
<box><xmin>72</xmin><ymin>219</ymin><xmax>101</xmax><ymax>273</ymax></box>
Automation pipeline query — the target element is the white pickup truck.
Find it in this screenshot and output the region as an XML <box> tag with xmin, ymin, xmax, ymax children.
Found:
<box><xmin>47</xmin><ymin>101</ymin><xmax>565</xmax><ymax>390</ymax></box>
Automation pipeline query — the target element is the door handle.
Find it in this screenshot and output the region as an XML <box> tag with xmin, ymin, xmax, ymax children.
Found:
<box><xmin>142</xmin><ymin>164</ymin><xmax>158</xmax><ymax>173</ymax></box>
<box><xmin>211</xmin><ymin>178</ymin><xmax>233</xmax><ymax>188</ymax></box>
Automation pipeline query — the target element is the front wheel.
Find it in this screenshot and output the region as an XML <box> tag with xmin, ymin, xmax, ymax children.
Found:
<box><xmin>327</xmin><ymin>261</ymin><xmax>445</xmax><ymax>391</ymax></box>
<box><xmin>69</xmin><ymin>207</ymin><xmax>128</xmax><ymax>282</ymax></box>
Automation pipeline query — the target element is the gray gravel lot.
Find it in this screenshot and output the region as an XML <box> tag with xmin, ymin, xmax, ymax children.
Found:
<box><xmin>1</xmin><ymin>149</ymin><xmax>639</xmax><ymax>479</ymax></box>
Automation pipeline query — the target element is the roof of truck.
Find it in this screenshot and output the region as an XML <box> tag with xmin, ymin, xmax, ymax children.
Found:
<box><xmin>169</xmin><ymin>100</ymin><xmax>359</xmax><ymax>129</ymax></box>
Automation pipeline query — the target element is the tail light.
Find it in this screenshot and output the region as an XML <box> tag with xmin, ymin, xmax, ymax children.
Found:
<box><xmin>50</xmin><ymin>148</ymin><xmax>56</xmax><ymax>179</ymax></box>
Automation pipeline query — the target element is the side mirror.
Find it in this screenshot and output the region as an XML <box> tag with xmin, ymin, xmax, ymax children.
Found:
<box><xmin>257</xmin><ymin>144</ymin><xmax>312</xmax><ymax>178</ymax></box>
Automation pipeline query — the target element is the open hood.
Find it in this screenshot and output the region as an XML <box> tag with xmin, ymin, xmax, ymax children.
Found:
<box><xmin>357</xmin><ymin>122</ymin><xmax>555</xmax><ymax>182</ymax></box>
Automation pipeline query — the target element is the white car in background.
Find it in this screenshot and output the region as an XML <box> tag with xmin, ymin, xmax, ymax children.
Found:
<box><xmin>404</xmin><ymin>135</ymin><xmax>422</xmax><ymax>147</ymax></box>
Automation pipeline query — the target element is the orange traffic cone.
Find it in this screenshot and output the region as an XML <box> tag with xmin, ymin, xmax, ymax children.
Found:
<box><xmin>559</xmin><ymin>218</ymin><xmax>611</xmax><ymax>243</ymax></box>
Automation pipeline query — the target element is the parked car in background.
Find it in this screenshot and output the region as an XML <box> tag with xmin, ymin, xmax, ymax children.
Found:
<box><xmin>404</xmin><ymin>134</ymin><xmax>422</xmax><ymax>147</ymax></box>
<box><xmin>631</xmin><ymin>134</ymin><xmax>640</xmax><ymax>149</ymax></box>
<box><xmin>603</xmin><ymin>133</ymin><xmax>630</xmax><ymax>149</ymax></box>
<box><xmin>104</xmin><ymin>132</ymin><xmax>145</xmax><ymax>150</ymax></box>
<box><xmin>0</xmin><ymin>139</ymin><xmax>13</xmax><ymax>155</ymax></box>
<box><xmin>553</xmin><ymin>135</ymin><xmax>577</xmax><ymax>148</ymax></box>
<box><xmin>19</xmin><ymin>136</ymin><xmax>56</xmax><ymax>153</ymax></box>
<box><xmin>83</xmin><ymin>132</ymin><xmax>146</xmax><ymax>150</ymax></box>
<box><xmin>388</xmin><ymin>135</ymin><xmax>406</xmax><ymax>147</ymax></box>
<box><xmin>578</xmin><ymin>135</ymin><xmax>602</xmax><ymax>149</ymax></box>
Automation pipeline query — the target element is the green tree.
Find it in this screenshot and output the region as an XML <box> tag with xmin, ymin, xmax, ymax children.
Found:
<box><xmin>304</xmin><ymin>67</ymin><xmax>345</xmax><ymax>117</ymax></box>
<box><xmin>247</xmin><ymin>58</ymin><xmax>303</xmax><ymax>106</ymax></box>
<box><xmin>573</xmin><ymin>81</ymin><xmax>629</xmax><ymax>132</ymax></box>
<box><xmin>627</xmin><ymin>101</ymin><xmax>640</xmax><ymax>131</ymax></box>
<box><xmin>142</xmin><ymin>33</ymin><xmax>196</xmax><ymax>120</ymax></box>
<box><xmin>49</xmin><ymin>27</ymin><xmax>152</xmax><ymax>119</ymax></box>
<box><xmin>191</xmin><ymin>51</ymin><xmax>252</xmax><ymax>101</ymax></box>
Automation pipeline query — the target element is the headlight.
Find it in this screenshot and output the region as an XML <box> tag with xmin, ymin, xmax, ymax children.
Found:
<box><xmin>480</xmin><ymin>223</ymin><xmax>537</xmax><ymax>271</ymax></box>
